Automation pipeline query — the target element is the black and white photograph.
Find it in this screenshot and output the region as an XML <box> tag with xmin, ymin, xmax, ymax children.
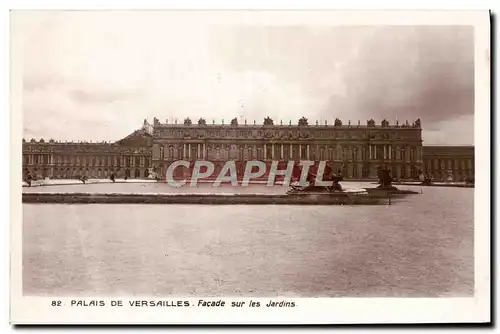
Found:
<box><xmin>10</xmin><ymin>10</ymin><xmax>490</xmax><ymax>324</ymax></box>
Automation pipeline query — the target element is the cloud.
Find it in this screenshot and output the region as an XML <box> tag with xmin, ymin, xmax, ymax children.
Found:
<box><xmin>18</xmin><ymin>13</ymin><xmax>474</xmax><ymax>145</ymax></box>
<box><xmin>422</xmin><ymin>114</ymin><xmax>474</xmax><ymax>145</ymax></box>
<box><xmin>322</xmin><ymin>26</ymin><xmax>474</xmax><ymax>126</ymax></box>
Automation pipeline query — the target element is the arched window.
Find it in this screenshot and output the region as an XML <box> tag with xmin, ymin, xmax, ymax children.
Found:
<box><xmin>169</xmin><ymin>146</ymin><xmax>174</xmax><ymax>159</ymax></box>
<box><xmin>362</xmin><ymin>165</ymin><xmax>369</xmax><ymax>178</ymax></box>
<box><xmin>267</xmin><ymin>145</ymin><xmax>273</xmax><ymax>159</ymax></box>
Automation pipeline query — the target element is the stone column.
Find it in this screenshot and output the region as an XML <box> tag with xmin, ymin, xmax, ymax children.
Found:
<box><xmin>374</xmin><ymin>145</ymin><xmax>377</xmax><ymax>160</ymax></box>
<box><xmin>203</xmin><ymin>143</ymin><xmax>206</xmax><ymax>159</ymax></box>
<box><xmin>264</xmin><ymin>144</ymin><xmax>267</xmax><ymax>160</ymax></box>
<box><xmin>369</xmin><ymin>145</ymin><xmax>372</xmax><ymax>160</ymax></box>
<box><xmin>389</xmin><ymin>145</ymin><xmax>392</xmax><ymax>160</ymax></box>
<box><xmin>183</xmin><ymin>144</ymin><xmax>186</xmax><ymax>159</ymax></box>
<box><xmin>188</xmin><ymin>144</ymin><xmax>191</xmax><ymax>160</ymax></box>
<box><xmin>198</xmin><ymin>144</ymin><xmax>201</xmax><ymax>159</ymax></box>
<box><xmin>307</xmin><ymin>145</ymin><xmax>310</xmax><ymax>160</ymax></box>
<box><xmin>299</xmin><ymin>145</ymin><xmax>302</xmax><ymax>159</ymax></box>
<box><xmin>290</xmin><ymin>144</ymin><xmax>293</xmax><ymax>159</ymax></box>
<box><xmin>281</xmin><ymin>144</ymin><xmax>284</xmax><ymax>159</ymax></box>
<box><xmin>271</xmin><ymin>144</ymin><xmax>274</xmax><ymax>160</ymax></box>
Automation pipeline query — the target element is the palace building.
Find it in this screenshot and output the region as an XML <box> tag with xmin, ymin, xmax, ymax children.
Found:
<box><xmin>22</xmin><ymin>126</ymin><xmax>153</xmax><ymax>181</ymax></box>
<box><xmin>422</xmin><ymin>145</ymin><xmax>475</xmax><ymax>182</ymax></box>
<box><xmin>21</xmin><ymin>116</ymin><xmax>473</xmax><ymax>182</ymax></box>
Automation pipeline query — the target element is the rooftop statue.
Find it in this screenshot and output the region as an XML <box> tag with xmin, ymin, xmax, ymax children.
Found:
<box><xmin>184</xmin><ymin>117</ymin><xmax>192</xmax><ymax>125</ymax></box>
<box><xmin>198</xmin><ymin>117</ymin><xmax>206</xmax><ymax>125</ymax></box>
<box><xmin>263</xmin><ymin>116</ymin><xmax>274</xmax><ymax>126</ymax></box>
<box><xmin>381</xmin><ymin>119</ymin><xmax>389</xmax><ymax>127</ymax></box>
<box><xmin>334</xmin><ymin>118</ymin><xmax>342</xmax><ymax>126</ymax></box>
<box><xmin>231</xmin><ymin>117</ymin><xmax>238</xmax><ymax>126</ymax></box>
<box><xmin>298</xmin><ymin>117</ymin><xmax>308</xmax><ymax>126</ymax></box>
<box><xmin>414</xmin><ymin>118</ymin><xmax>421</xmax><ymax>128</ymax></box>
<box><xmin>367</xmin><ymin>119</ymin><xmax>375</xmax><ymax>127</ymax></box>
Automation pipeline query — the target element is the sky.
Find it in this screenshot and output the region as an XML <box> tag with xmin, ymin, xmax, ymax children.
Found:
<box><xmin>17</xmin><ymin>11</ymin><xmax>475</xmax><ymax>145</ymax></box>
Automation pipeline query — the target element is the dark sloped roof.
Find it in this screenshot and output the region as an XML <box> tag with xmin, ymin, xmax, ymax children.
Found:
<box><xmin>115</xmin><ymin>129</ymin><xmax>152</xmax><ymax>147</ymax></box>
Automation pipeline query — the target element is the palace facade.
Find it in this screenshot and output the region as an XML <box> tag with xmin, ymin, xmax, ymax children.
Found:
<box><xmin>423</xmin><ymin>146</ymin><xmax>475</xmax><ymax>182</ymax></box>
<box><xmin>21</xmin><ymin>116</ymin><xmax>472</xmax><ymax>181</ymax></box>
<box><xmin>22</xmin><ymin>127</ymin><xmax>153</xmax><ymax>180</ymax></box>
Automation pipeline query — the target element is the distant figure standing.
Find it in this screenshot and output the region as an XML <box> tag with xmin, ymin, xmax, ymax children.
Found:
<box><xmin>26</xmin><ymin>173</ymin><xmax>33</xmax><ymax>187</ymax></box>
<box><xmin>110</xmin><ymin>173</ymin><xmax>116</xmax><ymax>183</ymax></box>
<box><xmin>80</xmin><ymin>175</ymin><xmax>88</xmax><ymax>184</ymax></box>
<box><xmin>124</xmin><ymin>174</ymin><xmax>128</xmax><ymax>181</ymax></box>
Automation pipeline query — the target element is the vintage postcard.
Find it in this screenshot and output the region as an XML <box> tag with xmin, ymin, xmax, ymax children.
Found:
<box><xmin>10</xmin><ymin>10</ymin><xmax>490</xmax><ymax>324</ymax></box>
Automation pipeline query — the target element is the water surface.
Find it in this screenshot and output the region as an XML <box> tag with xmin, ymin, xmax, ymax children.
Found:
<box><xmin>23</xmin><ymin>183</ymin><xmax>474</xmax><ymax>297</ymax></box>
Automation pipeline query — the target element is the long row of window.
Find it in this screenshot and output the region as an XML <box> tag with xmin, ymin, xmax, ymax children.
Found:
<box><xmin>25</xmin><ymin>167</ymin><xmax>150</xmax><ymax>179</ymax></box>
<box><xmin>156</xmin><ymin>145</ymin><xmax>420</xmax><ymax>162</ymax></box>
<box><xmin>425</xmin><ymin>159</ymin><xmax>473</xmax><ymax>171</ymax></box>
<box><xmin>23</xmin><ymin>154</ymin><xmax>151</xmax><ymax>168</ymax></box>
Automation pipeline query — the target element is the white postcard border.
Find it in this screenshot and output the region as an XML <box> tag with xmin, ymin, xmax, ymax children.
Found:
<box><xmin>10</xmin><ymin>10</ymin><xmax>490</xmax><ymax>324</ymax></box>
